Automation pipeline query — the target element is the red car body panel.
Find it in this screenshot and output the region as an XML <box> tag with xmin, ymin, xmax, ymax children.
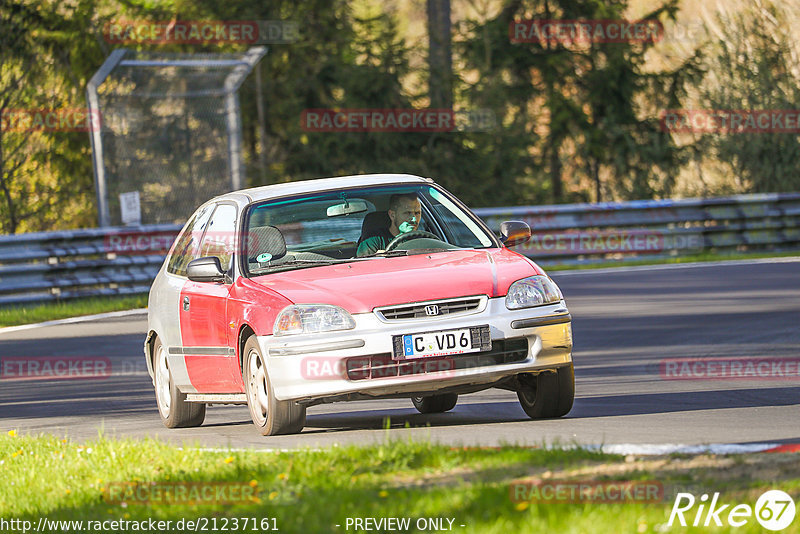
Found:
<box><xmin>179</xmin><ymin>281</ymin><xmax>241</xmax><ymax>392</ymax></box>
<box><xmin>248</xmin><ymin>248</ymin><xmax>542</xmax><ymax>314</ymax></box>
<box><xmin>228</xmin><ymin>277</ymin><xmax>295</xmax><ymax>337</ymax></box>
<box><xmin>180</xmin><ymin>248</ymin><xmax>543</xmax><ymax>393</ymax></box>
<box><xmin>491</xmin><ymin>248</ymin><xmax>546</xmax><ymax>294</ymax></box>
<box><xmin>180</xmin><ymin>280</ymin><xmax>230</xmax><ymax>347</ymax></box>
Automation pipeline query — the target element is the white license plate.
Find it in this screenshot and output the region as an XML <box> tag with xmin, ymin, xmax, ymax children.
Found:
<box><xmin>399</xmin><ymin>328</ymin><xmax>481</xmax><ymax>359</ymax></box>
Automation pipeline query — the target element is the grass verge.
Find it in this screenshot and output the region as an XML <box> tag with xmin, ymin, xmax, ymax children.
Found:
<box><xmin>1</xmin><ymin>433</ymin><xmax>798</xmax><ymax>533</ymax></box>
<box><xmin>0</xmin><ymin>295</ymin><xmax>147</xmax><ymax>328</ymax></box>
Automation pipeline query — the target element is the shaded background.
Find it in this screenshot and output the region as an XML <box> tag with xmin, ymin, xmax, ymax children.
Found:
<box><xmin>2</xmin><ymin>0</ymin><xmax>799</xmax><ymax>233</ymax></box>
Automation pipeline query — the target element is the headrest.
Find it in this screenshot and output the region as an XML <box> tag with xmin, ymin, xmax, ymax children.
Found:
<box><xmin>358</xmin><ymin>211</ymin><xmax>390</xmax><ymax>245</ymax></box>
<box><xmin>248</xmin><ymin>225</ymin><xmax>287</xmax><ymax>262</ymax></box>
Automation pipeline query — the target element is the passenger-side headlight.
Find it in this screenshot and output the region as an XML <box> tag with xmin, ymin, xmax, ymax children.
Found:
<box><xmin>273</xmin><ymin>304</ymin><xmax>356</xmax><ymax>336</ymax></box>
<box><xmin>505</xmin><ymin>275</ymin><xmax>563</xmax><ymax>309</ymax></box>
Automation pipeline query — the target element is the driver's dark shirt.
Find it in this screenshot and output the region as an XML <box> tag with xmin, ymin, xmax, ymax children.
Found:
<box><xmin>357</xmin><ymin>228</ymin><xmax>395</xmax><ymax>257</ymax></box>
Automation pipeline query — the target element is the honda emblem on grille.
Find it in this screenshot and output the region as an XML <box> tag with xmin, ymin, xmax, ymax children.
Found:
<box><xmin>425</xmin><ymin>304</ymin><xmax>440</xmax><ymax>316</ymax></box>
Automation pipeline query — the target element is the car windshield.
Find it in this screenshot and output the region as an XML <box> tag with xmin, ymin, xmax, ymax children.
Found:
<box><xmin>243</xmin><ymin>184</ymin><xmax>496</xmax><ymax>275</ymax></box>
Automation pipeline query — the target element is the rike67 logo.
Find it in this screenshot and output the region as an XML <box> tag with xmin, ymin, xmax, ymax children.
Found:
<box><xmin>668</xmin><ymin>490</ymin><xmax>796</xmax><ymax>531</ymax></box>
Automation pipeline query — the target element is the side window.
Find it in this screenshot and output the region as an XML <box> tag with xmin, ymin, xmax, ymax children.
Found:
<box><xmin>166</xmin><ymin>204</ymin><xmax>214</xmax><ymax>276</ymax></box>
<box><xmin>424</xmin><ymin>189</ymin><xmax>493</xmax><ymax>248</ymax></box>
<box><xmin>199</xmin><ymin>203</ymin><xmax>238</xmax><ymax>272</ymax></box>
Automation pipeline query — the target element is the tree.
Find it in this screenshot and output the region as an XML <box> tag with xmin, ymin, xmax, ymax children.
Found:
<box><xmin>0</xmin><ymin>0</ymin><xmax>103</xmax><ymax>234</ymax></box>
<box><xmin>458</xmin><ymin>0</ymin><xmax>699</xmax><ymax>203</ymax></box>
<box><xmin>697</xmin><ymin>0</ymin><xmax>800</xmax><ymax>193</ymax></box>
<box><xmin>0</xmin><ymin>0</ymin><xmax>44</xmax><ymax>233</ymax></box>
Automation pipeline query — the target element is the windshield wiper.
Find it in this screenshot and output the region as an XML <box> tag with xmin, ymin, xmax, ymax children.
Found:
<box><xmin>252</xmin><ymin>249</ymin><xmax>455</xmax><ymax>275</ymax></box>
<box><xmin>371</xmin><ymin>250</ymin><xmax>411</xmax><ymax>257</ymax></box>
<box><xmin>253</xmin><ymin>256</ymin><xmax>377</xmax><ymax>274</ymax></box>
<box><xmin>277</xmin><ymin>258</ymin><xmax>344</xmax><ymax>264</ymax></box>
<box><xmin>372</xmin><ymin>247</ymin><xmax>460</xmax><ymax>257</ymax></box>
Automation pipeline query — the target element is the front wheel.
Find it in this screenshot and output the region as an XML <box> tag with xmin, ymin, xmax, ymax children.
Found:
<box><xmin>411</xmin><ymin>393</ymin><xmax>458</xmax><ymax>414</ymax></box>
<box><xmin>517</xmin><ymin>364</ymin><xmax>574</xmax><ymax>419</ymax></box>
<box><xmin>153</xmin><ymin>336</ymin><xmax>205</xmax><ymax>428</ymax></box>
<box><xmin>243</xmin><ymin>336</ymin><xmax>306</xmax><ymax>435</ymax></box>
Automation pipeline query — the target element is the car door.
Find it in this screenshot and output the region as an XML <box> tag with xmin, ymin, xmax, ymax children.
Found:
<box><xmin>179</xmin><ymin>202</ymin><xmax>244</xmax><ymax>393</ymax></box>
<box><xmin>155</xmin><ymin>203</ymin><xmax>215</xmax><ymax>393</ymax></box>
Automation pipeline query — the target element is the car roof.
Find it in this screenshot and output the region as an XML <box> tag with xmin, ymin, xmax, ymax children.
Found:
<box><xmin>213</xmin><ymin>173</ymin><xmax>433</xmax><ymax>204</ymax></box>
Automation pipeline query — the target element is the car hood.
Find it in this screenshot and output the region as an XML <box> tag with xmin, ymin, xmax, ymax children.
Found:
<box><xmin>249</xmin><ymin>248</ymin><xmax>542</xmax><ymax>314</ymax></box>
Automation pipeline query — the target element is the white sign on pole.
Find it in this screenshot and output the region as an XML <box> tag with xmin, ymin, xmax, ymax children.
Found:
<box><xmin>120</xmin><ymin>191</ymin><xmax>141</xmax><ymax>225</ymax></box>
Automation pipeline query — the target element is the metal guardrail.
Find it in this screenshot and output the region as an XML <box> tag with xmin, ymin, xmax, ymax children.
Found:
<box><xmin>0</xmin><ymin>192</ymin><xmax>798</xmax><ymax>307</ymax></box>
<box><xmin>0</xmin><ymin>225</ymin><xmax>179</xmax><ymax>306</ymax></box>
<box><xmin>478</xmin><ymin>192</ymin><xmax>800</xmax><ymax>263</ymax></box>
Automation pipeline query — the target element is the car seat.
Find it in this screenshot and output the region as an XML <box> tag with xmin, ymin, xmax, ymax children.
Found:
<box><xmin>357</xmin><ymin>211</ymin><xmax>390</xmax><ymax>246</ymax></box>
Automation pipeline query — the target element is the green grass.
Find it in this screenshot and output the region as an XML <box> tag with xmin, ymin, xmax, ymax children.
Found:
<box><xmin>0</xmin><ymin>295</ymin><xmax>147</xmax><ymax>327</ymax></box>
<box><xmin>544</xmin><ymin>250</ymin><xmax>800</xmax><ymax>271</ymax></box>
<box><xmin>1</xmin><ymin>433</ymin><xmax>797</xmax><ymax>533</ymax></box>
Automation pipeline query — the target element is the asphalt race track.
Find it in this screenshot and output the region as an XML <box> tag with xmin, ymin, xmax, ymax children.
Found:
<box><xmin>1</xmin><ymin>259</ymin><xmax>798</xmax><ymax>449</ymax></box>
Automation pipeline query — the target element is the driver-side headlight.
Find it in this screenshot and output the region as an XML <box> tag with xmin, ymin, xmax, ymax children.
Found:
<box><xmin>505</xmin><ymin>275</ymin><xmax>563</xmax><ymax>309</ymax></box>
<box><xmin>273</xmin><ymin>304</ymin><xmax>356</xmax><ymax>336</ymax></box>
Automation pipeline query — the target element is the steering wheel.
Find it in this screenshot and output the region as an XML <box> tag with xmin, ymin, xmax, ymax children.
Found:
<box><xmin>384</xmin><ymin>230</ymin><xmax>440</xmax><ymax>252</ymax></box>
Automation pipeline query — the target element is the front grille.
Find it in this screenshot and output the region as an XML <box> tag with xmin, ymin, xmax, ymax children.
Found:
<box><xmin>375</xmin><ymin>296</ymin><xmax>485</xmax><ymax>321</ymax></box>
<box><xmin>345</xmin><ymin>338</ymin><xmax>529</xmax><ymax>381</ymax></box>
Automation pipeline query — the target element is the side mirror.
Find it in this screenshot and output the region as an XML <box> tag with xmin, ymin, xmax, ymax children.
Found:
<box><xmin>187</xmin><ymin>256</ymin><xmax>226</xmax><ymax>283</ymax></box>
<box><xmin>500</xmin><ymin>221</ymin><xmax>531</xmax><ymax>247</ymax></box>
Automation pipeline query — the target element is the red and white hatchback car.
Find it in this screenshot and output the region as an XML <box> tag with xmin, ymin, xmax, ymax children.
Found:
<box><xmin>145</xmin><ymin>174</ymin><xmax>574</xmax><ymax>435</ymax></box>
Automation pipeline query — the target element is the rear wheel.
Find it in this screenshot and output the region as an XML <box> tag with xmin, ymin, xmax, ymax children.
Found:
<box><xmin>411</xmin><ymin>393</ymin><xmax>458</xmax><ymax>414</ymax></box>
<box><xmin>243</xmin><ymin>336</ymin><xmax>306</xmax><ymax>435</ymax></box>
<box><xmin>153</xmin><ymin>336</ymin><xmax>205</xmax><ymax>428</ymax></box>
<box><xmin>517</xmin><ymin>364</ymin><xmax>574</xmax><ymax>419</ymax></box>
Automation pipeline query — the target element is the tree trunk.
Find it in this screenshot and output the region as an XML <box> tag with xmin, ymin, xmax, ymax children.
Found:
<box><xmin>548</xmin><ymin>141</ymin><xmax>563</xmax><ymax>202</ymax></box>
<box><xmin>543</xmin><ymin>0</ymin><xmax>563</xmax><ymax>203</ymax></box>
<box><xmin>592</xmin><ymin>159</ymin><xmax>601</xmax><ymax>203</ymax></box>
<box><xmin>0</xmin><ymin>135</ymin><xmax>19</xmax><ymax>234</ymax></box>
<box><xmin>427</xmin><ymin>0</ymin><xmax>452</xmax><ymax>109</ymax></box>
<box><xmin>255</xmin><ymin>61</ymin><xmax>268</xmax><ymax>184</ymax></box>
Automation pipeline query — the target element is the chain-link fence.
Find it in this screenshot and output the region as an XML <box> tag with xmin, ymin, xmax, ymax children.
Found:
<box><xmin>87</xmin><ymin>47</ymin><xmax>266</xmax><ymax>227</ymax></box>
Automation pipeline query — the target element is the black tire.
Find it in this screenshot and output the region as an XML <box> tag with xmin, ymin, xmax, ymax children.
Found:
<box><xmin>152</xmin><ymin>336</ymin><xmax>206</xmax><ymax>428</ymax></box>
<box><xmin>516</xmin><ymin>364</ymin><xmax>575</xmax><ymax>419</ymax></box>
<box><xmin>243</xmin><ymin>336</ymin><xmax>306</xmax><ymax>435</ymax></box>
<box><xmin>411</xmin><ymin>393</ymin><xmax>458</xmax><ymax>414</ymax></box>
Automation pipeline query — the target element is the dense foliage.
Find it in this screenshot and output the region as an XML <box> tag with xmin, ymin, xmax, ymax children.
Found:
<box><xmin>0</xmin><ymin>0</ymin><xmax>798</xmax><ymax>233</ymax></box>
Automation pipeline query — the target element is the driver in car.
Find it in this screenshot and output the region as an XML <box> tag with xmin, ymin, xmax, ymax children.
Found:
<box><xmin>357</xmin><ymin>194</ymin><xmax>422</xmax><ymax>256</ymax></box>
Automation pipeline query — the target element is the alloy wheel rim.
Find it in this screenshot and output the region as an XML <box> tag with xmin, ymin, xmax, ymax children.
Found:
<box><xmin>520</xmin><ymin>384</ymin><xmax>536</xmax><ymax>405</ymax></box>
<box><xmin>247</xmin><ymin>349</ymin><xmax>269</xmax><ymax>425</ymax></box>
<box><xmin>155</xmin><ymin>345</ymin><xmax>171</xmax><ymax>417</ymax></box>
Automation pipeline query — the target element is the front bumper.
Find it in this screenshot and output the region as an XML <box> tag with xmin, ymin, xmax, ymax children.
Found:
<box><xmin>260</xmin><ymin>297</ymin><xmax>572</xmax><ymax>402</ymax></box>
